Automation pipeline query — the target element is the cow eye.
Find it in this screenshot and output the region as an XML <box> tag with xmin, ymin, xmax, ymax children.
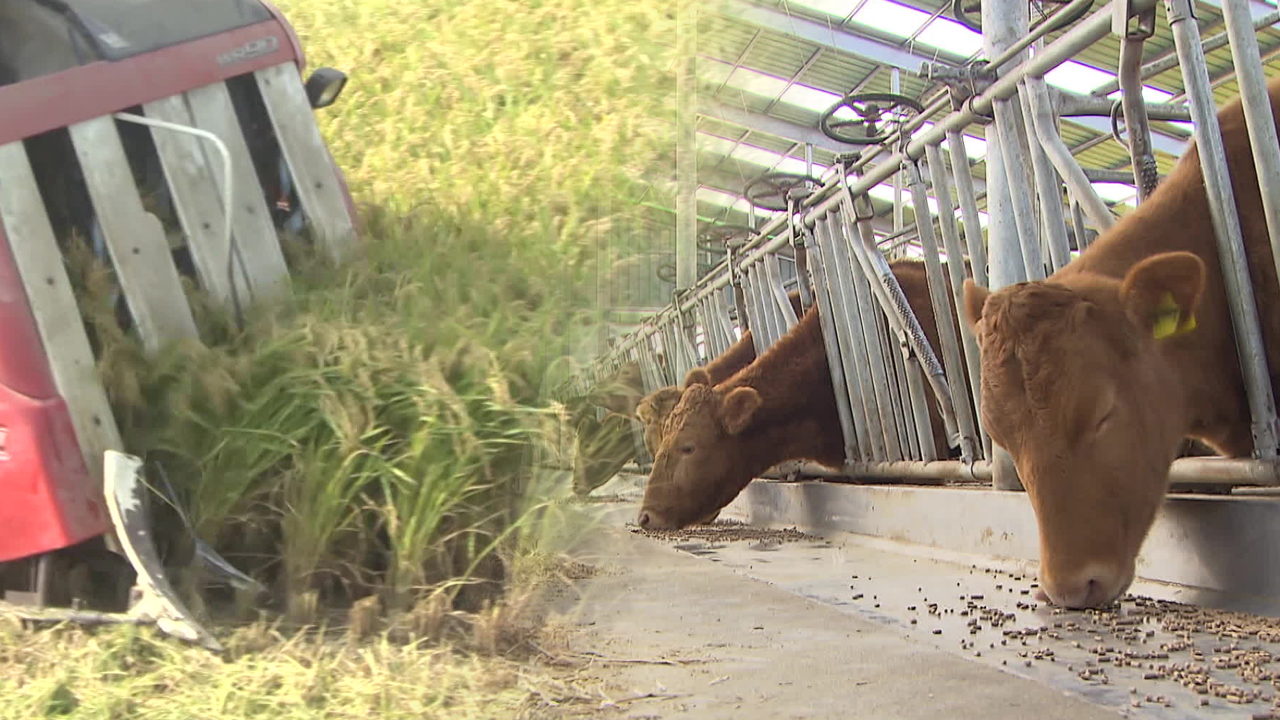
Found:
<box><xmin>1095</xmin><ymin>408</ymin><xmax>1114</xmax><ymax>433</ymax></box>
<box><xmin>678</xmin><ymin>444</ymin><xmax>695</xmax><ymax>455</ymax></box>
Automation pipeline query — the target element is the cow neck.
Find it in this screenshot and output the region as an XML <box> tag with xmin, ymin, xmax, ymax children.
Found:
<box><xmin>718</xmin><ymin>311</ymin><xmax>841</xmax><ymax>474</ymax></box>
<box><xmin>1051</xmin><ymin>152</ymin><xmax>1221</xmax><ymax>443</ymax></box>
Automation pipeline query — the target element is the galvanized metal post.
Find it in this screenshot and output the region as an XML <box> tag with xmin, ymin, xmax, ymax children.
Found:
<box><xmin>946</xmin><ymin>129</ymin><xmax>988</xmax><ymax>289</ymax></box>
<box><xmin>1221</xmin><ymin>0</ymin><xmax>1280</xmax><ymax>314</ymax></box>
<box><xmin>1167</xmin><ymin>0</ymin><xmax>1280</xmax><ymax>459</ymax></box>
<box><xmin>906</xmin><ymin>159</ymin><xmax>978</xmax><ymax>462</ymax></box>
<box><xmin>836</xmin><ymin>214</ymin><xmax>905</xmax><ymax>461</ymax></box>
<box><xmin>1025</xmin><ymin>76</ymin><xmax>1117</xmax><ymax>233</ymax></box>
<box><xmin>1016</xmin><ymin>80</ymin><xmax>1073</xmax><ymax>274</ymax></box>
<box><xmin>845</xmin><ymin>206</ymin><xmax>938</xmax><ymax>461</ymax></box>
<box><xmin>805</xmin><ymin>216</ymin><xmax>868</xmax><ymax>462</ymax></box>
<box><xmin>1070</xmin><ymin>198</ymin><xmax>1091</xmax><ymax>254</ymax></box>
<box><xmin>815</xmin><ymin>212</ymin><xmax>886</xmax><ymax>461</ymax></box>
<box><xmin>674</xmin><ymin>0</ymin><xmax>697</xmax><ymax>289</ymax></box>
<box><xmin>892</xmin><ymin>67</ymin><xmax>905</xmax><ymax>241</ymax></box>
<box><xmin>926</xmin><ymin>142</ymin><xmax>989</xmax><ymax>458</ymax></box>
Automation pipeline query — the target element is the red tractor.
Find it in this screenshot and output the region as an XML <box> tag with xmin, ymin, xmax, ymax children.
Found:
<box><xmin>0</xmin><ymin>0</ymin><xmax>359</xmax><ymax>650</ymax></box>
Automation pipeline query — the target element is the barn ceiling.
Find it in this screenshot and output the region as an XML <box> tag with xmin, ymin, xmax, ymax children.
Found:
<box><xmin>645</xmin><ymin>0</ymin><xmax>1280</xmax><ymax>260</ymax></box>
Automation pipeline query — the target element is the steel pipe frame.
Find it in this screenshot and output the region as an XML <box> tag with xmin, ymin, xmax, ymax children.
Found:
<box><xmin>1026</xmin><ymin>75</ymin><xmax>1120</xmax><ymax>233</ymax></box>
<box><xmin>840</xmin><ymin>191</ymin><xmax>953</xmax><ymax>455</ymax></box>
<box><xmin>1168</xmin><ymin>0</ymin><xmax>1280</xmax><ymax>459</ymax></box>
<box><xmin>1092</xmin><ymin>9</ymin><xmax>1280</xmax><ymax>98</ymax></box>
<box><xmin>925</xmin><ymin>142</ymin><xmax>989</xmax><ymax>458</ymax></box>
<box><xmin>1017</xmin><ymin>78</ymin><xmax>1075</xmax><ymax>274</ymax></box>
<box><xmin>581</xmin><ymin>0</ymin><xmax>1280</xmax><ymax>489</ymax></box>
<box><xmin>904</xmin><ymin>159</ymin><xmax>979</xmax><ymax>462</ymax></box>
<box><xmin>822</xmin><ymin>211</ymin><xmax>900</xmax><ymax>461</ymax></box>
<box><xmin>1221</xmin><ymin>0</ymin><xmax>1280</xmax><ymax>366</ymax></box>
<box><xmin>805</xmin><ymin>215</ymin><xmax>869</xmax><ymax>462</ymax></box>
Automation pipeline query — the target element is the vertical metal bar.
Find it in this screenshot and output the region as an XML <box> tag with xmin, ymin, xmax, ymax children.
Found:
<box><xmin>675</xmin><ymin>0</ymin><xmax>697</xmax><ymax>289</ymax></box>
<box><xmin>992</xmin><ymin>98</ymin><xmax>1047</xmax><ymax>282</ymax></box>
<box><xmin>906</xmin><ymin>159</ymin><xmax>977</xmax><ymax>462</ymax></box>
<box><xmin>947</xmin><ymin>129</ymin><xmax>988</xmax><ymax>289</ymax></box>
<box><xmin>1118</xmin><ymin>32</ymin><xmax>1161</xmax><ymax>203</ymax></box>
<box><xmin>840</xmin><ymin>194</ymin><xmax>942</xmax><ymax>464</ymax></box>
<box><xmin>983</xmin><ymin>0</ymin><xmax>1029</xmax><ymax>290</ymax></box>
<box><xmin>804</xmin><ymin>218</ymin><xmax>864</xmax><ymax>463</ymax></box>
<box><xmin>764</xmin><ymin>254</ymin><xmax>800</xmax><ymax>330</ymax></box>
<box><xmin>744</xmin><ymin>263</ymin><xmax>769</xmax><ymax>349</ymax></box>
<box><xmin>1167</xmin><ymin>0</ymin><xmax>1280</xmax><ymax>458</ymax></box>
<box><xmin>1016</xmin><ymin>82</ymin><xmax>1073</xmax><ymax>274</ymax></box>
<box><xmin>812</xmin><ymin>213</ymin><xmax>881</xmax><ymax>461</ymax></box>
<box><xmin>880</xmin><ymin>308</ymin><xmax>918</xmax><ymax>459</ymax></box>
<box><xmin>1221</xmin><ymin>0</ymin><xmax>1280</xmax><ymax>315</ymax></box>
<box><xmin>926</xmin><ymin>143</ymin><xmax>989</xmax><ymax>459</ymax></box>
<box><xmin>1025</xmin><ymin>76</ymin><xmax>1118</xmax><ymax>233</ymax></box>
<box><xmin>982</xmin><ymin>121</ymin><xmax>1026</xmax><ymax>288</ymax></box>
<box><xmin>827</xmin><ymin>212</ymin><xmax>904</xmax><ymax>461</ymax></box>
<box><xmin>741</xmin><ymin>264</ymin><xmax>768</xmax><ymax>355</ymax></box>
<box><xmin>1070</xmin><ymin>197</ymin><xmax>1091</xmax><ymax>255</ymax></box>
<box><xmin>892</xmin><ymin>68</ymin><xmax>905</xmax><ymax>237</ymax></box>
<box><xmin>840</xmin><ymin>191</ymin><xmax>959</xmax><ymax>446</ymax></box>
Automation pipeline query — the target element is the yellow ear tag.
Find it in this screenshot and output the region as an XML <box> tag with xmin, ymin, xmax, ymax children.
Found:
<box><xmin>1152</xmin><ymin>292</ymin><xmax>1197</xmax><ymax>340</ymax></box>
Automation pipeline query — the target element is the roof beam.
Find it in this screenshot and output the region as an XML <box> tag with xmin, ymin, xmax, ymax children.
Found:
<box><xmin>698</xmin><ymin>99</ymin><xmax>850</xmax><ymax>153</ymax></box>
<box><xmin>722</xmin><ymin>0</ymin><xmax>955</xmax><ymax>74</ymax></box>
<box><xmin>1061</xmin><ymin>115</ymin><xmax>1190</xmax><ymax>156</ymax></box>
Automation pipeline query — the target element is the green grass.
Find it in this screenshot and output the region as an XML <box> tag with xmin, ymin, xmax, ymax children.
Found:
<box><xmin>3</xmin><ymin>0</ymin><xmax>676</xmax><ymax>713</ymax></box>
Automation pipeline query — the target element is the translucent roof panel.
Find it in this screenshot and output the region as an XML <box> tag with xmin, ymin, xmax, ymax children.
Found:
<box><xmin>1106</xmin><ymin>85</ymin><xmax>1175</xmax><ymax>103</ymax></box>
<box><xmin>916</xmin><ymin>16</ymin><xmax>984</xmax><ymax>57</ymax></box>
<box><xmin>780</xmin><ymin>83</ymin><xmax>843</xmax><ymax>113</ymax></box>
<box><xmin>726</xmin><ymin>66</ymin><xmax>792</xmax><ymax>98</ymax></box>
<box><xmin>849</xmin><ymin>0</ymin><xmax>933</xmax><ymax>39</ymax></box>
<box><xmin>1092</xmin><ymin>181</ymin><xmax>1139</xmax><ymax>204</ymax></box>
<box><xmin>1044</xmin><ymin>60</ymin><xmax>1116</xmax><ymax>93</ymax></box>
<box><xmin>788</xmin><ymin>0</ymin><xmax>861</xmax><ymax>16</ymax></box>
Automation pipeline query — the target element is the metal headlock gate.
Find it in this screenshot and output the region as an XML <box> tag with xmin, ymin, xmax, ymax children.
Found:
<box><xmin>569</xmin><ymin>0</ymin><xmax>1280</xmax><ymax>490</ymax></box>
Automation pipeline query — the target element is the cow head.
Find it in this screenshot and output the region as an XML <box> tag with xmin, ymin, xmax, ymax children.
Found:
<box><xmin>962</xmin><ymin>252</ymin><xmax>1206</xmax><ymax>609</ymax></box>
<box><xmin>572</xmin><ymin>411</ymin><xmax>637</xmax><ymax>496</ymax></box>
<box><xmin>636</xmin><ymin>381</ymin><xmax>763</xmax><ymax>530</ymax></box>
<box><xmin>636</xmin><ymin>386</ymin><xmax>684</xmax><ymax>456</ymax></box>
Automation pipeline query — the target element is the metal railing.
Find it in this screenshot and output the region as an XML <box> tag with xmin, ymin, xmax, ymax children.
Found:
<box><xmin>562</xmin><ymin>0</ymin><xmax>1280</xmax><ymax>488</ymax></box>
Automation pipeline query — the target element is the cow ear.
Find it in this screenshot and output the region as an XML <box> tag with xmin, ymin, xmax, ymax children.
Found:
<box><xmin>721</xmin><ymin>387</ymin><xmax>762</xmax><ymax>435</ymax></box>
<box><xmin>684</xmin><ymin>367</ymin><xmax>712</xmax><ymax>388</ymax></box>
<box><xmin>1120</xmin><ymin>251</ymin><xmax>1206</xmax><ymax>341</ymax></box>
<box><xmin>635</xmin><ymin>397</ymin><xmax>656</xmax><ymax>424</ymax></box>
<box><xmin>963</xmin><ymin>279</ymin><xmax>991</xmax><ymax>331</ymax></box>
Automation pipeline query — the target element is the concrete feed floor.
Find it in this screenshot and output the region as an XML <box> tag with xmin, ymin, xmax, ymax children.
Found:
<box><xmin>556</xmin><ymin>482</ymin><xmax>1280</xmax><ymax>719</ymax></box>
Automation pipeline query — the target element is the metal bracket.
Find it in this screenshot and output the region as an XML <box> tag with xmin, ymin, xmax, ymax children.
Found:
<box><xmin>920</xmin><ymin>61</ymin><xmax>994</xmax><ymax>98</ymax></box>
<box><xmin>1114</xmin><ymin>0</ymin><xmax>1158</xmax><ymax>38</ymax></box>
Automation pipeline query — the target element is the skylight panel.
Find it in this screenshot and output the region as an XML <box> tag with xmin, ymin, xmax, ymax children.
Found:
<box><xmin>779</xmin><ymin>83</ymin><xmax>843</xmax><ymax>113</ymax></box>
<box><xmin>698</xmin><ymin>187</ymin><xmax>744</xmax><ymax>207</ymax></box>
<box><xmin>787</xmin><ymin>0</ymin><xmax>861</xmax><ymax>18</ymax></box>
<box><xmin>698</xmin><ymin>133</ymin><xmax>738</xmax><ymax>156</ymax></box>
<box><xmin>1091</xmin><ymin>181</ymin><xmax>1138</xmax><ymax>204</ymax></box>
<box><xmin>1166</xmin><ymin>120</ymin><xmax>1195</xmax><ymax>132</ymax></box>
<box><xmin>960</xmin><ymin>134</ymin><xmax>987</xmax><ymax>159</ymax></box>
<box><xmin>731</xmin><ymin>143</ymin><xmax>785</xmax><ymax>167</ymax></box>
<box><xmin>916</xmin><ymin>16</ymin><xmax>984</xmax><ymax>57</ymax></box>
<box><xmin>850</xmin><ymin>0</ymin><xmax>932</xmax><ymax>38</ymax></box>
<box><xmin>1044</xmin><ymin>60</ymin><xmax>1115</xmax><ymax>94</ymax></box>
<box><xmin>867</xmin><ymin>183</ymin><xmax>898</xmax><ymax>203</ymax></box>
<box><xmin>1106</xmin><ymin>85</ymin><xmax>1175</xmax><ymax>104</ymax></box>
<box><xmin>697</xmin><ymin>58</ymin><xmax>735</xmax><ymax>87</ymax></box>
<box><xmin>725</xmin><ymin>67</ymin><xmax>790</xmax><ymax>99</ymax></box>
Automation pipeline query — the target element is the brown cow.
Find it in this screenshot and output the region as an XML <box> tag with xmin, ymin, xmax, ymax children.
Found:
<box><xmin>637</xmin><ymin>260</ymin><xmax>970</xmax><ymax>530</ymax></box>
<box><xmin>961</xmin><ymin>79</ymin><xmax>1280</xmax><ymax>609</ymax></box>
<box><xmin>633</xmin><ymin>290</ymin><xmax>807</xmax><ymax>456</ymax></box>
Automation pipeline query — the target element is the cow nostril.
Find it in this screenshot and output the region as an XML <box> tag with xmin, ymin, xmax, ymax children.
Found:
<box><xmin>637</xmin><ymin>512</ymin><xmax>651</xmax><ymax>529</ymax></box>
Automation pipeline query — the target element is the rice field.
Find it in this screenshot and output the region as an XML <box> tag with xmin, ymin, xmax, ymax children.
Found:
<box><xmin>2</xmin><ymin>0</ymin><xmax>679</xmax><ymax>714</ymax></box>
